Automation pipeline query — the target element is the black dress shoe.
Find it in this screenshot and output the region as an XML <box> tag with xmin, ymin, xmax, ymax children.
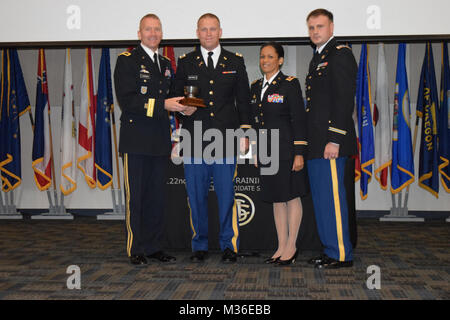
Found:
<box><xmin>130</xmin><ymin>255</ymin><xmax>147</xmax><ymax>266</ymax></box>
<box><xmin>221</xmin><ymin>248</ymin><xmax>237</xmax><ymax>263</ymax></box>
<box><xmin>147</xmin><ymin>251</ymin><xmax>176</xmax><ymax>263</ymax></box>
<box><xmin>190</xmin><ymin>251</ymin><xmax>208</xmax><ymax>262</ymax></box>
<box><xmin>277</xmin><ymin>250</ymin><xmax>299</xmax><ymax>266</ymax></box>
<box><xmin>307</xmin><ymin>254</ymin><xmax>326</xmax><ymax>265</ymax></box>
<box><xmin>315</xmin><ymin>255</ymin><xmax>353</xmax><ymax>269</ymax></box>
<box><xmin>264</xmin><ymin>256</ymin><xmax>280</xmax><ymax>264</ymax></box>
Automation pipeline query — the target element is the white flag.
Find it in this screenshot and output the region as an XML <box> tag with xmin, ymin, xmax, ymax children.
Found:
<box><xmin>60</xmin><ymin>48</ymin><xmax>77</xmax><ymax>195</ymax></box>
<box><xmin>77</xmin><ymin>48</ymin><xmax>97</xmax><ymax>188</ymax></box>
<box><xmin>374</xmin><ymin>43</ymin><xmax>391</xmax><ymax>190</ymax></box>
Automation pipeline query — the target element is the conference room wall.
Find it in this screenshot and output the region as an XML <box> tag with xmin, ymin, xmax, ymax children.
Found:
<box><xmin>10</xmin><ymin>43</ymin><xmax>449</xmax><ymax>211</ymax></box>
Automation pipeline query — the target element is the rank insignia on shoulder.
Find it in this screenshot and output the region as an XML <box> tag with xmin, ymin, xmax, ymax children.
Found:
<box><xmin>336</xmin><ymin>45</ymin><xmax>351</xmax><ymax>50</ymax></box>
<box><xmin>251</xmin><ymin>79</ymin><xmax>259</xmax><ymax>85</ymax></box>
<box><xmin>179</xmin><ymin>54</ymin><xmax>186</xmax><ymax>59</ymax></box>
<box><xmin>235</xmin><ymin>52</ymin><xmax>243</xmax><ymax>57</ymax></box>
<box><xmin>119</xmin><ymin>51</ymin><xmax>131</xmax><ymax>57</ymax></box>
<box><xmin>285</xmin><ymin>76</ymin><xmax>296</xmax><ymax>81</ymax></box>
<box><xmin>162</xmin><ymin>55</ymin><xmax>171</xmax><ymax>61</ymax></box>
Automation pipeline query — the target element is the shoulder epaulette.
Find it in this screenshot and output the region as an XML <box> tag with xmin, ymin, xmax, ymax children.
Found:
<box><xmin>336</xmin><ymin>45</ymin><xmax>351</xmax><ymax>50</ymax></box>
<box><xmin>162</xmin><ymin>55</ymin><xmax>171</xmax><ymax>61</ymax></box>
<box><xmin>179</xmin><ymin>54</ymin><xmax>186</xmax><ymax>59</ymax></box>
<box><xmin>285</xmin><ymin>76</ymin><xmax>296</xmax><ymax>82</ymax></box>
<box><xmin>251</xmin><ymin>79</ymin><xmax>260</xmax><ymax>85</ymax></box>
<box><xmin>235</xmin><ymin>52</ymin><xmax>243</xmax><ymax>58</ymax></box>
<box><xmin>119</xmin><ymin>51</ymin><xmax>131</xmax><ymax>57</ymax></box>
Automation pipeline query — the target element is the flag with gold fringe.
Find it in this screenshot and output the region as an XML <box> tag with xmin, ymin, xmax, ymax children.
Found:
<box><xmin>374</xmin><ymin>43</ymin><xmax>391</xmax><ymax>190</ymax></box>
<box><xmin>32</xmin><ymin>49</ymin><xmax>53</xmax><ymax>191</ymax></box>
<box><xmin>391</xmin><ymin>43</ymin><xmax>415</xmax><ymax>193</ymax></box>
<box><xmin>439</xmin><ymin>42</ymin><xmax>450</xmax><ymax>192</ymax></box>
<box><xmin>77</xmin><ymin>48</ymin><xmax>97</xmax><ymax>188</ymax></box>
<box><xmin>0</xmin><ymin>49</ymin><xmax>31</xmax><ymax>192</ymax></box>
<box><xmin>356</xmin><ymin>43</ymin><xmax>375</xmax><ymax>199</ymax></box>
<box><xmin>60</xmin><ymin>48</ymin><xmax>77</xmax><ymax>195</ymax></box>
<box><xmin>417</xmin><ymin>43</ymin><xmax>439</xmax><ymax>198</ymax></box>
<box><xmin>95</xmin><ymin>48</ymin><xmax>113</xmax><ymax>190</ymax></box>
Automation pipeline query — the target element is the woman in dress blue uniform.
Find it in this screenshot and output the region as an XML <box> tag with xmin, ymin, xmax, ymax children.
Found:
<box><xmin>250</xmin><ymin>42</ymin><xmax>312</xmax><ymax>265</ymax></box>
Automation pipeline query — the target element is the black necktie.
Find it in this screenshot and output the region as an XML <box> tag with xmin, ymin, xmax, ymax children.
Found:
<box><xmin>153</xmin><ymin>53</ymin><xmax>160</xmax><ymax>73</ymax></box>
<box><xmin>261</xmin><ymin>81</ymin><xmax>269</xmax><ymax>100</ymax></box>
<box><xmin>207</xmin><ymin>51</ymin><xmax>214</xmax><ymax>73</ymax></box>
<box><xmin>313</xmin><ymin>51</ymin><xmax>321</xmax><ymax>66</ymax></box>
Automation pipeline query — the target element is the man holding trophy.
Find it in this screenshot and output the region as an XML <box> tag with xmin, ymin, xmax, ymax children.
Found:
<box><xmin>173</xmin><ymin>13</ymin><xmax>252</xmax><ymax>263</ymax></box>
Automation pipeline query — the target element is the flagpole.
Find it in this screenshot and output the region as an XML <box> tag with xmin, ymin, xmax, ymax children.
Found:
<box><xmin>28</xmin><ymin>109</ymin><xmax>35</xmax><ymax>131</ymax></box>
<box><xmin>403</xmin><ymin>106</ymin><xmax>420</xmax><ymax>210</ymax></box>
<box><xmin>0</xmin><ymin>191</ymin><xmax>5</xmax><ymax>214</ymax></box>
<box><xmin>381</xmin><ymin>43</ymin><xmax>422</xmax><ymax>222</ymax></box>
<box><xmin>97</xmin><ymin>48</ymin><xmax>124</xmax><ymax>220</ymax></box>
<box><xmin>32</xmin><ymin>49</ymin><xmax>72</xmax><ymax>220</ymax></box>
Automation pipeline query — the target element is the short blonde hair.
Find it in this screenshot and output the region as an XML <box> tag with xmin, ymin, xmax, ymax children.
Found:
<box><xmin>197</xmin><ymin>13</ymin><xmax>220</xmax><ymax>28</ymax></box>
<box><xmin>139</xmin><ymin>13</ymin><xmax>161</xmax><ymax>30</ymax></box>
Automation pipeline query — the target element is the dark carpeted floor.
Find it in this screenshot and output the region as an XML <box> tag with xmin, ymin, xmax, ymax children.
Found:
<box><xmin>0</xmin><ymin>217</ymin><xmax>448</xmax><ymax>300</ymax></box>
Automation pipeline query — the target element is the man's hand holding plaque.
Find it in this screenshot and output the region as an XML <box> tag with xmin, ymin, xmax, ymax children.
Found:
<box><xmin>180</xmin><ymin>86</ymin><xmax>206</xmax><ymax>108</ymax></box>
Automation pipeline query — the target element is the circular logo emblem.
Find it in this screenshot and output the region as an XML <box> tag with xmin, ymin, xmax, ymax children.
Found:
<box><xmin>235</xmin><ymin>193</ymin><xmax>255</xmax><ymax>226</ymax></box>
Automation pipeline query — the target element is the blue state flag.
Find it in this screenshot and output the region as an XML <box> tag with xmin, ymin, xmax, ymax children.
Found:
<box><xmin>439</xmin><ymin>42</ymin><xmax>450</xmax><ymax>192</ymax></box>
<box><xmin>0</xmin><ymin>49</ymin><xmax>31</xmax><ymax>192</ymax></box>
<box><xmin>417</xmin><ymin>43</ymin><xmax>439</xmax><ymax>198</ymax></box>
<box><xmin>391</xmin><ymin>43</ymin><xmax>415</xmax><ymax>193</ymax></box>
<box><xmin>94</xmin><ymin>48</ymin><xmax>113</xmax><ymax>189</ymax></box>
<box><xmin>32</xmin><ymin>49</ymin><xmax>53</xmax><ymax>191</ymax></box>
<box><xmin>356</xmin><ymin>44</ymin><xmax>375</xmax><ymax>199</ymax></box>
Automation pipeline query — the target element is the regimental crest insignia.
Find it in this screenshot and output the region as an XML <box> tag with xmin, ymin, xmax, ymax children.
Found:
<box><xmin>235</xmin><ymin>193</ymin><xmax>255</xmax><ymax>226</ymax></box>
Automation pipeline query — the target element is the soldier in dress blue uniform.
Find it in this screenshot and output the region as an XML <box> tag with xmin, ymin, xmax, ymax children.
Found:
<box><xmin>250</xmin><ymin>42</ymin><xmax>318</xmax><ymax>265</ymax></box>
<box><xmin>304</xmin><ymin>9</ymin><xmax>358</xmax><ymax>269</ymax></box>
<box><xmin>173</xmin><ymin>13</ymin><xmax>252</xmax><ymax>263</ymax></box>
<box><xmin>114</xmin><ymin>14</ymin><xmax>187</xmax><ymax>265</ymax></box>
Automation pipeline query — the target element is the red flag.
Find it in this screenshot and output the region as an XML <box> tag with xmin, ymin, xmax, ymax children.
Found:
<box><xmin>163</xmin><ymin>46</ymin><xmax>177</xmax><ymax>73</ymax></box>
<box><xmin>77</xmin><ymin>48</ymin><xmax>97</xmax><ymax>188</ymax></box>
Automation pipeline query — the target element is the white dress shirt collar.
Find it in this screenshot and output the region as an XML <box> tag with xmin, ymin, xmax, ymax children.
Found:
<box><xmin>140</xmin><ymin>43</ymin><xmax>159</xmax><ymax>63</ymax></box>
<box><xmin>263</xmin><ymin>70</ymin><xmax>280</xmax><ymax>87</ymax></box>
<box><xmin>316</xmin><ymin>36</ymin><xmax>334</xmax><ymax>54</ymax></box>
<box><xmin>200</xmin><ymin>45</ymin><xmax>221</xmax><ymax>68</ymax></box>
<box><xmin>261</xmin><ymin>70</ymin><xmax>280</xmax><ymax>100</ymax></box>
